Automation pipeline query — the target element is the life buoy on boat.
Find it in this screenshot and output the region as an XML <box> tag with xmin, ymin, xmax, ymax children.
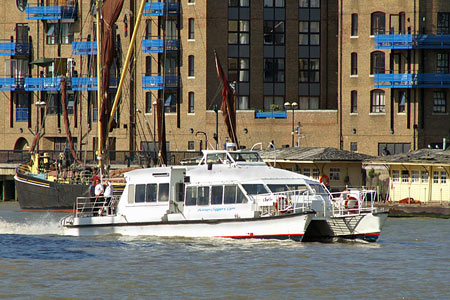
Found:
<box><xmin>319</xmin><ymin>175</ymin><xmax>329</xmax><ymax>186</ymax></box>
<box><xmin>274</xmin><ymin>196</ymin><xmax>289</xmax><ymax>213</ymax></box>
<box><xmin>344</xmin><ymin>196</ymin><xmax>358</xmax><ymax>211</ymax></box>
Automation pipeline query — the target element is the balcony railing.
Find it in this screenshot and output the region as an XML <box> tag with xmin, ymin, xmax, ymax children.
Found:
<box><xmin>0</xmin><ymin>42</ymin><xmax>30</xmax><ymax>56</ymax></box>
<box><xmin>72</xmin><ymin>41</ymin><xmax>97</xmax><ymax>55</ymax></box>
<box><xmin>143</xmin><ymin>2</ymin><xmax>180</xmax><ymax>16</ymax></box>
<box><xmin>142</xmin><ymin>75</ymin><xmax>179</xmax><ymax>90</ymax></box>
<box><xmin>16</xmin><ymin>108</ymin><xmax>29</xmax><ymax>122</ymax></box>
<box><xmin>26</xmin><ymin>5</ymin><xmax>77</xmax><ymax>20</ymax></box>
<box><xmin>71</xmin><ymin>77</ymin><xmax>119</xmax><ymax>91</ymax></box>
<box><xmin>25</xmin><ymin>77</ymin><xmax>61</xmax><ymax>91</ymax></box>
<box><xmin>375</xmin><ymin>34</ymin><xmax>450</xmax><ymax>49</ymax></box>
<box><xmin>142</xmin><ymin>38</ymin><xmax>179</xmax><ymax>53</ymax></box>
<box><xmin>374</xmin><ymin>73</ymin><xmax>450</xmax><ymax>88</ymax></box>
<box><xmin>255</xmin><ymin>111</ymin><xmax>287</xmax><ymax>119</ymax></box>
<box><xmin>0</xmin><ymin>77</ymin><xmax>25</xmax><ymax>90</ymax></box>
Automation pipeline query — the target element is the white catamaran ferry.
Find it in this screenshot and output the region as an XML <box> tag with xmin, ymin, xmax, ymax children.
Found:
<box><xmin>61</xmin><ymin>150</ymin><xmax>388</xmax><ymax>242</ymax></box>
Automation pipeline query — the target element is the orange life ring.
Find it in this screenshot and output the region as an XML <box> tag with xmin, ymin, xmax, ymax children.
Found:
<box><xmin>319</xmin><ymin>175</ymin><xmax>329</xmax><ymax>186</ymax></box>
<box><xmin>274</xmin><ymin>196</ymin><xmax>288</xmax><ymax>212</ymax></box>
<box><xmin>344</xmin><ymin>196</ymin><xmax>358</xmax><ymax>211</ymax></box>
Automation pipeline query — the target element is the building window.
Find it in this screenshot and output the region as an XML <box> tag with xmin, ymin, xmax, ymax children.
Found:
<box><xmin>401</xmin><ymin>170</ymin><xmax>409</xmax><ymax>183</ymax></box>
<box><xmin>437</xmin><ymin>12</ymin><xmax>450</xmax><ymax>34</ymax></box>
<box><xmin>264</xmin><ymin>58</ymin><xmax>285</xmax><ymax>82</ymax></box>
<box><xmin>350</xmin><ymin>142</ymin><xmax>357</xmax><ymax>152</ymax></box>
<box><xmin>229</xmin><ymin>0</ymin><xmax>250</xmax><ymax>7</ymax></box>
<box><xmin>299</xmin><ymin>0</ymin><xmax>319</xmax><ymax>7</ymax></box>
<box><xmin>433</xmin><ymin>171</ymin><xmax>439</xmax><ymax>184</ymax></box>
<box><xmin>264</xmin><ymin>21</ymin><xmax>285</xmax><ymax>45</ymax></box>
<box><xmin>164</xmin><ymin>92</ymin><xmax>177</xmax><ymax>113</ymax></box>
<box><xmin>433</xmin><ymin>91</ymin><xmax>446</xmax><ymax>113</ymax></box>
<box><xmin>188</xmin><ymin>0</ymin><xmax>195</xmax><ymax>4</ymax></box>
<box><xmin>441</xmin><ymin>171</ymin><xmax>447</xmax><ymax>184</ymax></box>
<box><xmin>421</xmin><ymin>171</ymin><xmax>429</xmax><ymax>183</ymax></box>
<box><xmin>145</xmin><ymin>92</ymin><xmax>153</xmax><ymax>114</ymax></box>
<box><xmin>330</xmin><ymin>168</ymin><xmax>340</xmax><ymax>181</ymax></box>
<box><xmin>371</xmin><ymin>89</ymin><xmax>385</xmax><ymax>113</ymax></box>
<box><xmin>371</xmin><ymin>12</ymin><xmax>386</xmax><ymax>35</ymax></box>
<box><xmin>312</xmin><ymin>168</ymin><xmax>320</xmax><ymax>179</ymax></box>
<box><xmin>188</xmin><ymin>18</ymin><xmax>195</xmax><ymax>40</ymax></box>
<box><xmin>299</xmin><ymin>96</ymin><xmax>319</xmax><ymax>110</ymax></box>
<box><xmin>228</xmin><ymin>20</ymin><xmax>250</xmax><ymax>45</ymax></box>
<box><xmin>46</xmin><ymin>23</ymin><xmax>73</xmax><ymax>45</ymax></box>
<box><xmin>437</xmin><ymin>53</ymin><xmax>449</xmax><ymax>73</ymax></box>
<box><xmin>188</xmin><ymin>92</ymin><xmax>194</xmax><ymax>113</ymax></box>
<box><xmin>392</xmin><ymin>170</ymin><xmax>400</xmax><ymax>182</ymax></box>
<box><xmin>303</xmin><ymin>168</ymin><xmax>311</xmax><ymax>177</ymax></box>
<box><xmin>378</xmin><ymin>143</ymin><xmax>411</xmax><ymax>156</ymax></box>
<box><xmin>188</xmin><ymin>141</ymin><xmax>195</xmax><ymax>150</ymax></box>
<box><xmin>188</xmin><ymin>55</ymin><xmax>194</xmax><ymax>77</ymax></box>
<box><xmin>351</xmin><ymin>13</ymin><xmax>358</xmax><ymax>36</ymax></box>
<box><xmin>237</xmin><ymin>96</ymin><xmax>249</xmax><ymax>110</ymax></box>
<box><xmin>351</xmin><ymin>90</ymin><xmax>357</xmax><ymax>113</ymax></box>
<box><xmin>397</xmin><ymin>91</ymin><xmax>406</xmax><ymax>113</ymax></box>
<box><xmin>411</xmin><ymin>171</ymin><xmax>419</xmax><ymax>183</ymax></box>
<box><xmin>299</xmin><ymin>21</ymin><xmax>320</xmax><ymax>46</ymax></box>
<box><xmin>263</xmin><ymin>96</ymin><xmax>284</xmax><ymax>111</ymax></box>
<box><xmin>15</xmin><ymin>93</ymin><xmax>29</xmax><ymax>122</ymax></box>
<box><xmin>370</xmin><ymin>51</ymin><xmax>385</xmax><ymax>74</ymax></box>
<box><xmin>229</xmin><ymin>58</ymin><xmax>249</xmax><ymax>83</ymax></box>
<box><xmin>264</xmin><ymin>0</ymin><xmax>285</xmax><ymax>7</ymax></box>
<box><xmin>299</xmin><ymin>58</ymin><xmax>319</xmax><ymax>83</ymax></box>
<box><xmin>351</xmin><ymin>52</ymin><xmax>357</xmax><ymax>75</ymax></box>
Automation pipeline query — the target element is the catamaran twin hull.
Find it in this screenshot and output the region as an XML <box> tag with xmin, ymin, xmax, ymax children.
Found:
<box><xmin>62</xmin><ymin>212</ymin><xmax>314</xmax><ymax>241</ymax></box>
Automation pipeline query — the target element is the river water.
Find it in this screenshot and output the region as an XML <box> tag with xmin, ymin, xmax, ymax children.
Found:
<box><xmin>0</xmin><ymin>202</ymin><xmax>449</xmax><ymax>300</ymax></box>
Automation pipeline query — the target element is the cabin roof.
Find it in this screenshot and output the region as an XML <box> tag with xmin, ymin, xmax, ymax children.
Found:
<box><xmin>365</xmin><ymin>148</ymin><xmax>450</xmax><ymax>166</ymax></box>
<box><xmin>259</xmin><ymin>147</ymin><xmax>373</xmax><ymax>162</ymax></box>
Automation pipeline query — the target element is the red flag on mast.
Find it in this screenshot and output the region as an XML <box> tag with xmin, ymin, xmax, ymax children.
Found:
<box><xmin>214</xmin><ymin>50</ymin><xmax>239</xmax><ymax>148</ymax></box>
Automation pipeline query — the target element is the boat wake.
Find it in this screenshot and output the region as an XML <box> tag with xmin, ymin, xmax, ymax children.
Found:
<box><xmin>0</xmin><ymin>213</ymin><xmax>64</xmax><ymax>235</ymax></box>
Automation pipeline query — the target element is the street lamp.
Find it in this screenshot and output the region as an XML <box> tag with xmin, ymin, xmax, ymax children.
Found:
<box><xmin>152</xmin><ymin>100</ymin><xmax>157</xmax><ymax>162</ymax></box>
<box><xmin>284</xmin><ymin>101</ymin><xmax>298</xmax><ymax>147</ymax></box>
<box><xmin>196</xmin><ymin>131</ymin><xmax>208</xmax><ymax>151</ymax></box>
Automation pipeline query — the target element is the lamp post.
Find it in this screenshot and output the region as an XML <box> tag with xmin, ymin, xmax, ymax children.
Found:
<box><xmin>152</xmin><ymin>100</ymin><xmax>157</xmax><ymax>161</ymax></box>
<box><xmin>284</xmin><ymin>101</ymin><xmax>298</xmax><ymax>147</ymax></box>
<box><xmin>35</xmin><ymin>101</ymin><xmax>46</xmax><ymax>152</ymax></box>
<box><xmin>213</xmin><ymin>104</ymin><xmax>218</xmax><ymax>149</ymax></box>
<box><xmin>196</xmin><ymin>131</ymin><xmax>208</xmax><ymax>151</ymax></box>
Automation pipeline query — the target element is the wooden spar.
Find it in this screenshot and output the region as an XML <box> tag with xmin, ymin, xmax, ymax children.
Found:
<box><xmin>107</xmin><ymin>0</ymin><xmax>146</xmax><ymax>133</ymax></box>
<box><xmin>96</xmin><ymin>0</ymin><xmax>103</xmax><ymax>173</ymax></box>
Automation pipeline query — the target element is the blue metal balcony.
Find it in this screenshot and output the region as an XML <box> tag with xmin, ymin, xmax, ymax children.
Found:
<box><xmin>71</xmin><ymin>77</ymin><xmax>119</xmax><ymax>91</ymax></box>
<box><xmin>0</xmin><ymin>42</ymin><xmax>31</xmax><ymax>56</ymax></box>
<box><xmin>16</xmin><ymin>108</ymin><xmax>29</xmax><ymax>122</ymax></box>
<box><xmin>142</xmin><ymin>75</ymin><xmax>179</xmax><ymax>90</ymax></box>
<box><xmin>0</xmin><ymin>78</ymin><xmax>25</xmax><ymax>90</ymax></box>
<box><xmin>255</xmin><ymin>111</ymin><xmax>287</xmax><ymax>119</ymax></box>
<box><xmin>374</xmin><ymin>73</ymin><xmax>450</xmax><ymax>88</ymax></box>
<box><xmin>25</xmin><ymin>77</ymin><xmax>61</xmax><ymax>91</ymax></box>
<box><xmin>26</xmin><ymin>5</ymin><xmax>77</xmax><ymax>20</ymax></box>
<box><xmin>142</xmin><ymin>38</ymin><xmax>179</xmax><ymax>53</ymax></box>
<box><xmin>375</xmin><ymin>34</ymin><xmax>450</xmax><ymax>49</ymax></box>
<box><xmin>72</xmin><ymin>41</ymin><xmax>97</xmax><ymax>55</ymax></box>
<box><xmin>143</xmin><ymin>2</ymin><xmax>179</xmax><ymax>16</ymax></box>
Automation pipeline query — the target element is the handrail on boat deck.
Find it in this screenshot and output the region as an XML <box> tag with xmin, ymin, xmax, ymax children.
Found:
<box><xmin>329</xmin><ymin>190</ymin><xmax>378</xmax><ymax>216</ymax></box>
<box><xmin>250</xmin><ymin>189</ymin><xmax>313</xmax><ymax>216</ymax></box>
<box><xmin>74</xmin><ymin>195</ymin><xmax>120</xmax><ymax>217</ymax></box>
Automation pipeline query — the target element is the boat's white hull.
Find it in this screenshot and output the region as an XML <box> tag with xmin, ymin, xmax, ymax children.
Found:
<box><xmin>63</xmin><ymin>212</ymin><xmax>313</xmax><ymax>241</ymax></box>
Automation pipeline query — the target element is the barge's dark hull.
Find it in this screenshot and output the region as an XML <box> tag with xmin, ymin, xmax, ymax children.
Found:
<box><xmin>14</xmin><ymin>171</ymin><xmax>90</xmax><ymax>212</ymax></box>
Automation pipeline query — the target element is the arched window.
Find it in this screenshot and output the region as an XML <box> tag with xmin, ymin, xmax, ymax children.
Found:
<box><xmin>351</xmin><ymin>13</ymin><xmax>358</xmax><ymax>36</ymax></box>
<box><xmin>370</xmin><ymin>51</ymin><xmax>385</xmax><ymax>74</ymax></box>
<box><xmin>188</xmin><ymin>55</ymin><xmax>195</xmax><ymax>77</ymax></box>
<box><xmin>371</xmin><ymin>89</ymin><xmax>385</xmax><ymax>113</ymax></box>
<box><xmin>188</xmin><ymin>92</ymin><xmax>195</xmax><ymax>113</ymax></box>
<box><xmin>351</xmin><ymin>52</ymin><xmax>357</xmax><ymax>75</ymax></box>
<box><xmin>188</xmin><ymin>18</ymin><xmax>195</xmax><ymax>40</ymax></box>
<box><xmin>371</xmin><ymin>12</ymin><xmax>385</xmax><ymax>35</ymax></box>
<box><xmin>351</xmin><ymin>90</ymin><xmax>357</xmax><ymax>113</ymax></box>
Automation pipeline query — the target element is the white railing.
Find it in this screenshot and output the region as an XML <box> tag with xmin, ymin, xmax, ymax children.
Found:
<box><xmin>73</xmin><ymin>196</ymin><xmax>120</xmax><ymax>218</ymax></box>
<box><xmin>329</xmin><ymin>190</ymin><xmax>378</xmax><ymax>216</ymax></box>
<box><xmin>250</xmin><ymin>189</ymin><xmax>313</xmax><ymax>216</ymax></box>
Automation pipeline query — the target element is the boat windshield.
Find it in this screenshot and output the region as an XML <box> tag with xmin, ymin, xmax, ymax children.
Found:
<box><xmin>267</xmin><ymin>184</ymin><xmax>307</xmax><ymax>193</ymax></box>
<box><xmin>241</xmin><ymin>184</ymin><xmax>269</xmax><ymax>195</ymax></box>
<box><xmin>228</xmin><ymin>152</ymin><xmax>263</xmax><ymax>163</ymax></box>
<box><xmin>205</xmin><ymin>153</ymin><xmax>227</xmax><ymax>164</ymax></box>
<box><xmin>309</xmin><ymin>184</ymin><xmax>329</xmax><ymax>195</ymax></box>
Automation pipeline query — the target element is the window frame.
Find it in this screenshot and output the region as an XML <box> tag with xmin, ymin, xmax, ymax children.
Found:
<box><xmin>371</xmin><ymin>89</ymin><xmax>386</xmax><ymax>113</ymax></box>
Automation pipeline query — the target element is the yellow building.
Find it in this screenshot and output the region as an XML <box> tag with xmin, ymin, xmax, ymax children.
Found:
<box><xmin>365</xmin><ymin>149</ymin><xmax>450</xmax><ymax>203</ymax></box>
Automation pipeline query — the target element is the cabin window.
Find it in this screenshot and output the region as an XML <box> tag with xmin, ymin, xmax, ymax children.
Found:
<box><xmin>392</xmin><ymin>170</ymin><xmax>400</xmax><ymax>182</ymax></box>
<box><xmin>411</xmin><ymin>171</ymin><xmax>419</xmax><ymax>183</ymax></box>
<box><xmin>128</xmin><ymin>184</ymin><xmax>135</xmax><ymax>204</ymax></box>
<box><xmin>146</xmin><ymin>184</ymin><xmax>157</xmax><ymax>202</ymax></box>
<box><xmin>158</xmin><ymin>183</ymin><xmax>169</xmax><ymax>202</ymax></box>
<box><xmin>224</xmin><ymin>185</ymin><xmax>237</xmax><ymax>204</ymax></box>
<box><xmin>309</xmin><ymin>184</ymin><xmax>328</xmax><ymax>195</ymax></box>
<box><xmin>185</xmin><ymin>186</ymin><xmax>197</xmax><ymax>206</ymax></box>
<box><xmin>441</xmin><ymin>172</ymin><xmax>447</xmax><ymax>184</ymax></box>
<box><xmin>236</xmin><ymin>187</ymin><xmax>246</xmax><ymax>203</ymax></box>
<box><xmin>268</xmin><ymin>184</ymin><xmax>289</xmax><ymax>193</ymax></box>
<box><xmin>176</xmin><ymin>183</ymin><xmax>185</xmax><ymax>202</ymax></box>
<box><xmin>421</xmin><ymin>171</ymin><xmax>429</xmax><ymax>183</ymax></box>
<box><xmin>242</xmin><ymin>184</ymin><xmax>268</xmax><ymax>195</ymax></box>
<box><xmin>211</xmin><ymin>186</ymin><xmax>223</xmax><ymax>205</ymax></box>
<box><xmin>135</xmin><ymin>184</ymin><xmax>146</xmax><ymax>203</ymax></box>
<box><xmin>401</xmin><ymin>170</ymin><xmax>409</xmax><ymax>183</ymax></box>
<box><xmin>197</xmin><ymin>186</ymin><xmax>210</xmax><ymax>206</ymax></box>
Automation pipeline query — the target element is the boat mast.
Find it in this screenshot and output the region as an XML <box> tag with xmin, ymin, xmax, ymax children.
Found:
<box><xmin>96</xmin><ymin>0</ymin><xmax>103</xmax><ymax>176</ymax></box>
<box><xmin>107</xmin><ymin>0</ymin><xmax>147</xmax><ymax>134</ymax></box>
